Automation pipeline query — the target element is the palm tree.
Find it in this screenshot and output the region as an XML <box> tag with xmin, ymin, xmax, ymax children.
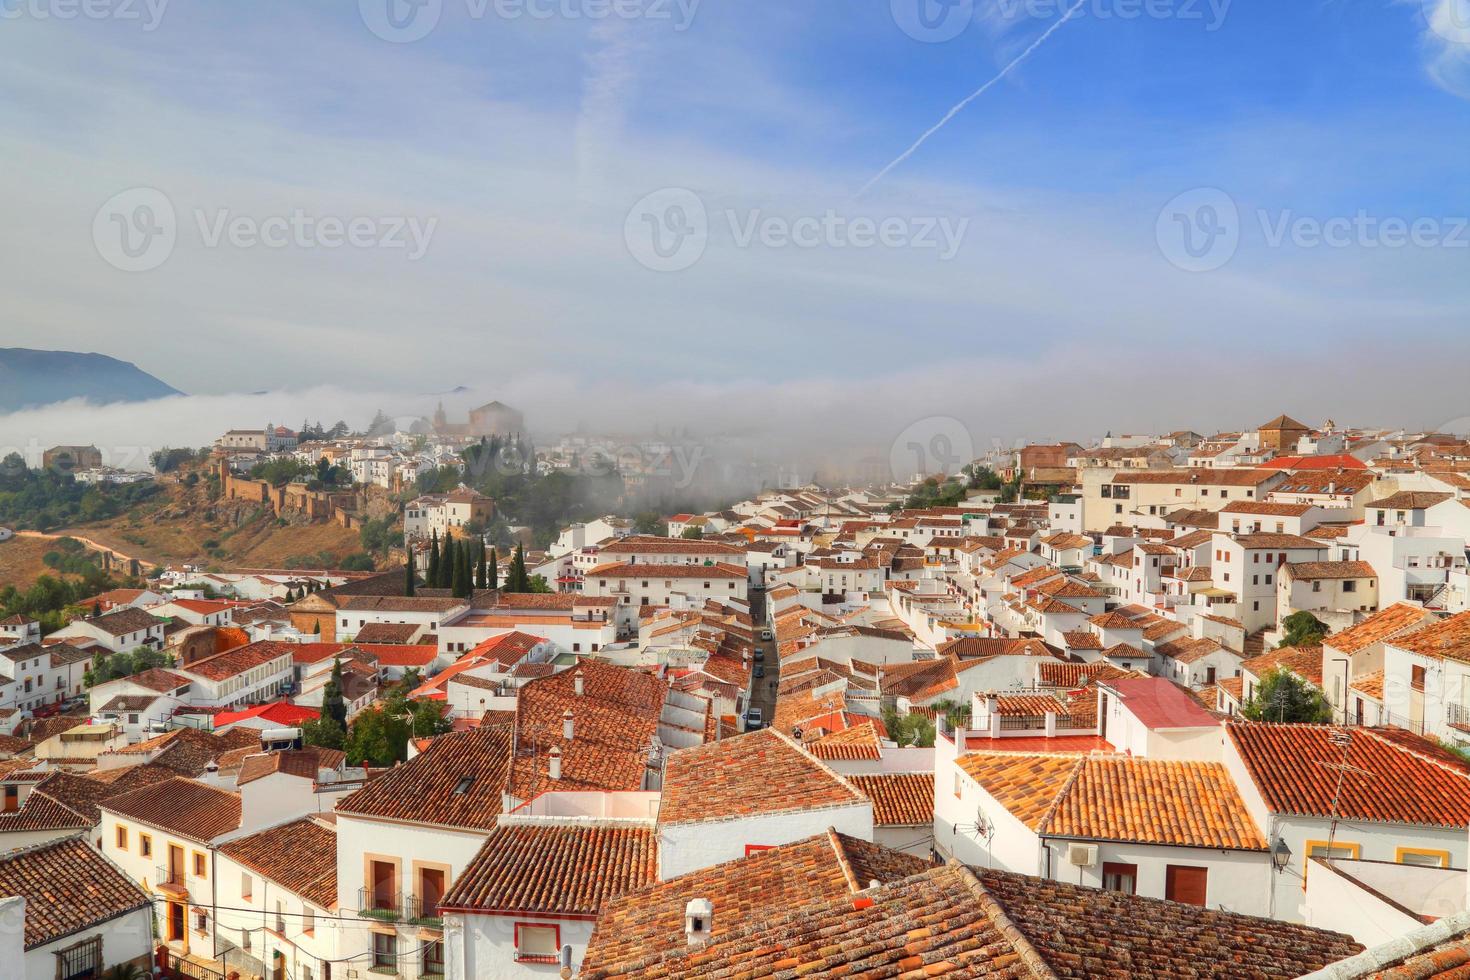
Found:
<box><xmin>103</xmin><ymin>965</ymin><xmax>146</xmax><ymax>980</ymax></box>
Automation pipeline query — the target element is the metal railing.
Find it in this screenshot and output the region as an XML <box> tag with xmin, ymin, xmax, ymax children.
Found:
<box><xmin>405</xmin><ymin>894</ymin><xmax>443</xmax><ymax>927</ymax></box>
<box><xmin>156</xmin><ymin>863</ymin><xmax>187</xmax><ymax>889</ymax></box>
<box><xmin>358</xmin><ymin>887</ymin><xmax>403</xmax><ymax>922</ymax></box>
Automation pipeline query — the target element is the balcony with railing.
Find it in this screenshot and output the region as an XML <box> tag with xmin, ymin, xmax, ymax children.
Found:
<box><xmin>156</xmin><ymin>863</ymin><xmax>188</xmax><ymax>897</ymax></box>
<box><xmin>358</xmin><ymin>887</ymin><xmax>404</xmax><ymax>922</ymax></box>
<box><xmin>406</xmin><ymin>894</ymin><xmax>443</xmax><ymax>928</ymax></box>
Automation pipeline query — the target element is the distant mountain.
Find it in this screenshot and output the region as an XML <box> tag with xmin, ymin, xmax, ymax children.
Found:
<box><xmin>0</xmin><ymin>348</ymin><xmax>182</xmax><ymax>412</ymax></box>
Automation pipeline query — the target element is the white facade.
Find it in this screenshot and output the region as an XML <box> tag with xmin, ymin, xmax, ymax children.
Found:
<box><xmin>657</xmin><ymin>801</ymin><xmax>874</xmax><ymax>880</ymax></box>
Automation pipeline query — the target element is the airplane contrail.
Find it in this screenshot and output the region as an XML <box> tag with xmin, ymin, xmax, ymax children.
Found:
<box><xmin>858</xmin><ymin>0</ymin><xmax>1090</xmax><ymax>198</ymax></box>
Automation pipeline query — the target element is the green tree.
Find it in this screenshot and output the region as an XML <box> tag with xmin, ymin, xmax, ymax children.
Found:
<box><xmin>680</xmin><ymin>525</ymin><xmax>703</xmax><ymax>540</ymax></box>
<box><xmin>427</xmin><ymin>530</ymin><xmax>441</xmax><ymax>588</ymax></box>
<box><xmin>487</xmin><ymin>549</ymin><xmax>498</xmax><ymax>591</ymax></box>
<box><xmin>301</xmin><ymin>715</ymin><xmax>345</xmax><ymax>751</ymax></box>
<box><xmin>345</xmin><ymin>706</ymin><xmax>412</xmax><ymax>766</ymax></box>
<box><xmin>404</xmin><ymin>556</ymin><xmax>415</xmax><ymax>597</ymax></box>
<box><xmin>322</xmin><ymin>658</ymin><xmax>348</xmax><ymax>729</ymax></box>
<box><xmin>1240</xmin><ymin>667</ymin><xmax>1333</xmax><ymax>723</ymax></box>
<box><xmin>527</xmin><ymin>574</ymin><xmax>552</xmax><ymax>594</ymax></box>
<box><xmin>1279</xmin><ymin>610</ymin><xmax>1329</xmax><ymax>648</ymax></box>
<box><xmin>881</xmin><ymin>708</ymin><xmax>936</xmax><ymax>748</ymax></box>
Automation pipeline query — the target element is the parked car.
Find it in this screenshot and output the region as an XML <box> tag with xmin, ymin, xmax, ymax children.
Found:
<box><xmin>744</xmin><ymin>707</ymin><xmax>764</xmax><ymax>729</ymax></box>
<box><xmin>753</xmin><ymin>664</ymin><xmax>765</xmax><ymax>678</ymax></box>
<box><xmin>753</xmin><ymin>649</ymin><xmax>765</xmax><ymax>662</ymax></box>
<box><xmin>760</xmin><ymin>628</ymin><xmax>773</xmax><ymax>641</ymax></box>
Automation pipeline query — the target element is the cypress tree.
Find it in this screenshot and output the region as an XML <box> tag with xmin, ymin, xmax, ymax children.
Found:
<box><xmin>475</xmin><ymin>547</ymin><xmax>486</xmax><ymax>590</ymax></box>
<box><xmin>404</xmin><ymin>555</ymin><xmax>415</xmax><ymax>597</ymax></box>
<box><xmin>461</xmin><ymin>544</ymin><xmax>474</xmax><ymax>597</ymax></box>
<box><xmin>427</xmin><ymin>530</ymin><xmax>440</xmax><ymax>588</ymax></box>
<box><xmin>488</xmin><ymin>549</ymin><xmax>498</xmax><ymax>592</ymax></box>
<box><xmin>440</xmin><ymin>535</ymin><xmax>456</xmax><ymax>590</ymax></box>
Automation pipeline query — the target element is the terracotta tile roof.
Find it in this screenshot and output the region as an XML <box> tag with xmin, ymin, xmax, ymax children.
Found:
<box><xmin>1216</xmin><ymin>676</ymin><xmax>1244</xmax><ymax>701</ymax></box>
<box><xmin>658</xmin><ymin>729</ymin><xmax>865</xmax><ymax>826</ymax></box>
<box><xmin>582</xmin><ymin>830</ymin><xmax>929</xmax><ymax>976</ymax></box>
<box><xmin>180</xmin><ymin>640</ymin><xmax>294</xmax><ymax>681</ymax></box>
<box><xmin>218</xmin><ymin>817</ymin><xmax>337</xmax><ymax>909</ymax></box>
<box><xmin>955</xmin><ymin>752</ymin><xmax>1081</xmax><ymax>829</ymax></box>
<box><xmin>1242</xmin><ymin>644</ymin><xmax>1324</xmax><ymax>680</ymax></box>
<box><xmin>236</xmin><ymin>747</ymin><xmax>345</xmax><ymax>786</ymax></box>
<box><xmin>1036</xmin><ymin>661</ymin><xmax>1132</xmax><ymax>688</ymax></box>
<box><xmin>937</xmin><ymin>637</ymin><xmax>1057</xmax><ymax>660</ymax></box>
<box><xmin>1387</xmin><ymin>611</ymin><xmax>1470</xmax><ymax>664</ymax></box>
<box><xmin>337</xmin><ymin>724</ymin><xmax>511</xmax><ymax>830</ymax></box>
<box><xmin>1230</xmin><ymin>532</ymin><xmax>1329</xmax><ymax>550</ymax></box>
<box><xmin>807</xmin><ymin>721</ymin><xmax>883</xmax><ymax>761</ymax></box>
<box><xmin>1286</xmin><ymin>560</ymin><xmax>1378</xmax><ymax>580</ymax></box>
<box><xmin>849</xmin><ymin>772</ymin><xmax>934</xmax><ymax>827</ymax></box>
<box><xmin>339</xmin><ymin>595</ymin><xmax>466</xmax><ymax>612</ymax></box>
<box><xmin>1114</xmin><ymin>468</ymin><xmax>1279</xmax><ymax>486</ymax></box>
<box><xmin>349</xmin><ymin>622</ymin><xmax>420</xmax><ymax>643</ymax></box>
<box><xmin>974</xmin><ymin>865</ymin><xmax>1362</xmax><ymax>979</ymax></box>
<box><xmin>878</xmin><ymin>658</ymin><xmax>959</xmax><ymax>702</ymax></box>
<box><xmin>1061</xmin><ymin>630</ymin><xmax>1102</xmax><ymax>650</ymax></box>
<box><xmin>1350</xmin><ymin>670</ymin><xmax>1385</xmax><ymax>700</ymax></box>
<box><xmin>85</xmin><ymin>607</ymin><xmax>165</xmax><ymax>636</ymax></box>
<box><xmin>1221</xmin><ymin>500</ymin><xmax>1317</xmax><ymax>516</ymax></box>
<box><xmin>439</xmin><ymin>821</ymin><xmax>657</xmax><ymax>916</ymax></box>
<box><xmin>0</xmin><ymin>836</ymin><xmax>150</xmax><ymax>949</ymax></box>
<box><xmin>1326</xmin><ymin>603</ymin><xmax>1438</xmax><ymax>654</ymax></box>
<box><xmin>1035</xmin><ymin>578</ymin><xmax>1106</xmax><ymax>600</ymax></box>
<box><xmin>1370</xmin><ymin>490</ymin><xmax>1454</xmax><ymax>510</ymax></box>
<box><xmin>0</xmin><ymin>789</ymin><xmax>89</xmax><ymax>834</ymax></box>
<box><xmin>1144</xmin><ymin>619</ymin><xmax>1189</xmax><ymax>642</ymax></box>
<box><xmin>1227</xmin><ymin>723</ymin><xmax>1470</xmax><ymax>825</ymax></box>
<box><xmin>585</xmin><ymin>561</ymin><xmax>748</xmax><ymax>579</ymax></box>
<box><xmin>100</xmin><ymin>775</ymin><xmax>241</xmax><ymax>843</ymax></box>
<box><xmin>506</xmin><ymin>662</ymin><xmax>667</xmax><ymax>801</ymax></box>
<box><xmin>107</xmin><ymin>666</ymin><xmax>191</xmax><ymax>693</ymax></box>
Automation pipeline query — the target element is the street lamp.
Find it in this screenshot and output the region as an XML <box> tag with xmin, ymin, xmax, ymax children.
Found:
<box><xmin>1271</xmin><ymin>836</ymin><xmax>1292</xmax><ymax>872</ymax></box>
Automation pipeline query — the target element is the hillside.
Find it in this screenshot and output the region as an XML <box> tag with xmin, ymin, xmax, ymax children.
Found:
<box><xmin>0</xmin><ymin>348</ymin><xmax>182</xmax><ymax>412</ymax></box>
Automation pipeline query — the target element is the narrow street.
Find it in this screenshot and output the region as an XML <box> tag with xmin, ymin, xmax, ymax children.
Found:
<box><xmin>746</xmin><ymin>585</ymin><xmax>779</xmax><ymax>729</ymax></box>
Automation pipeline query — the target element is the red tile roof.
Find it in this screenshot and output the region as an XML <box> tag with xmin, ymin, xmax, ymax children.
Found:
<box><xmin>1228</xmin><ymin>723</ymin><xmax>1470</xmax><ymax>825</ymax></box>
<box><xmin>439</xmin><ymin>822</ymin><xmax>657</xmax><ymax>916</ymax></box>
<box><xmin>1100</xmin><ymin>677</ymin><xmax>1219</xmax><ymax>730</ymax></box>
<box><xmin>0</xmin><ymin>836</ymin><xmax>150</xmax><ymax>949</ymax></box>
<box><xmin>658</xmin><ymin>729</ymin><xmax>865</xmax><ymax>827</ymax></box>
<box><xmin>337</xmin><ymin>724</ymin><xmax>512</xmax><ymax>830</ymax></box>
<box><xmin>218</xmin><ymin>817</ymin><xmax>337</xmax><ymax>909</ymax></box>
<box><xmin>848</xmin><ymin>772</ymin><xmax>935</xmax><ymax>827</ymax></box>
<box><xmin>100</xmin><ymin>776</ymin><xmax>241</xmax><ymax>842</ymax></box>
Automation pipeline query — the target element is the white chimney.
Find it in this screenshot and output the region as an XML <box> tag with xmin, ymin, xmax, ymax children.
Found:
<box><xmin>684</xmin><ymin>898</ymin><xmax>713</xmax><ymax>946</ymax></box>
<box><xmin>574</xmin><ymin>673</ymin><xmax>585</xmax><ymax>696</ymax></box>
<box><xmin>549</xmin><ymin>746</ymin><xmax>562</xmax><ymax>781</ymax></box>
<box><xmin>563</xmin><ymin>709</ymin><xmax>574</xmax><ymax>741</ymax></box>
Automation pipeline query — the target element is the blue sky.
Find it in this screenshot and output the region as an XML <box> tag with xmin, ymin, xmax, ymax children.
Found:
<box><xmin>0</xmin><ymin>0</ymin><xmax>1467</xmax><ymax>447</ymax></box>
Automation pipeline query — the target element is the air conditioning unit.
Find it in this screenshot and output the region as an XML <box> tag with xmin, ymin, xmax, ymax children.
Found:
<box><xmin>1067</xmin><ymin>843</ymin><xmax>1098</xmax><ymax>868</ymax></box>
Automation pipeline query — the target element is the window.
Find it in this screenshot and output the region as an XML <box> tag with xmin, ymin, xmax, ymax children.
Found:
<box><xmin>1343</xmin><ymin>580</ymin><xmax>1357</xmax><ymax>593</ymax></box>
<box><xmin>954</xmin><ymin>773</ymin><xmax>962</xmax><ymax>799</ymax></box>
<box><xmin>139</xmin><ymin>833</ymin><xmax>152</xmax><ymax>858</ymax></box>
<box><xmin>372</xmin><ymin>933</ymin><xmax>397</xmax><ymax>970</ymax></box>
<box><xmin>515</xmin><ymin>923</ymin><xmax>560</xmax><ymax>963</ymax></box>
<box><xmin>422</xmin><ymin>941</ymin><xmax>445</xmax><ymax>976</ymax></box>
<box><xmin>193</xmin><ymin>852</ymin><xmax>207</xmax><ymax>878</ymax></box>
<box><xmin>242</xmin><ymin>872</ymin><xmax>253</xmax><ymax>900</ymax></box>
<box><xmin>1102</xmin><ymin>862</ymin><xmax>1137</xmax><ymax>895</ymax></box>
<box><xmin>2</xmin><ymin>786</ymin><xmax>17</xmax><ymax>814</ymax></box>
<box><xmin>1312</xmin><ymin>580</ymin><xmax>1322</xmax><ymax>593</ymax></box>
<box><xmin>1397</xmin><ymin>848</ymin><xmax>1450</xmax><ymax>868</ymax></box>
<box><xmin>56</xmin><ymin>935</ymin><xmax>102</xmax><ymax>980</ymax></box>
<box><xmin>1412</xmin><ymin>666</ymin><xmax>1426</xmax><ymax>692</ymax></box>
<box><xmin>274</xmin><ymin>900</ymin><xmax>286</xmax><ymax>934</ymax></box>
<box><xmin>1304</xmin><ymin>840</ymin><xmax>1360</xmax><ymax>885</ymax></box>
<box><xmin>1164</xmin><ymin>864</ymin><xmax>1208</xmax><ymax>906</ymax></box>
<box><xmin>115</xmin><ymin>826</ymin><xmax>127</xmax><ymax>849</ymax></box>
<box><xmin>744</xmin><ymin>844</ymin><xmax>774</xmax><ymax>856</ymax></box>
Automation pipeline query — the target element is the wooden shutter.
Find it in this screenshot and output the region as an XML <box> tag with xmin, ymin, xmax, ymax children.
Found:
<box><xmin>1165</xmin><ymin>865</ymin><xmax>1208</xmax><ymax>906</ymax></box>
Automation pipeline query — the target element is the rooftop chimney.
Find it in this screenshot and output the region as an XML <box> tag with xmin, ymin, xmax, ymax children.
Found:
<box><xmin>563</xmin><ymin>709</ymin><xmax>575</xmax><ymax>741</ymax></box>
<box><xmin>685</xmin><ymin>898</ymin><xmax>713</xmax><ymax>946</ymax></box>
<box><xmin>573</xmin><ymin>673</ymin><xmax>585</xmax><ymax>696</ymax></box>
<box><xmin>549</xmin><ymin>746</ymin><xmax>562</xmax><ymax>781</ymax></box>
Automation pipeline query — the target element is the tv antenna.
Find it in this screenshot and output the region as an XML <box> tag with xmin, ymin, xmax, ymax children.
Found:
<box><xmin>1319</xmin><ymin>728</ymin><xmax>1374</xmax><ymax>858</ymax></box>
